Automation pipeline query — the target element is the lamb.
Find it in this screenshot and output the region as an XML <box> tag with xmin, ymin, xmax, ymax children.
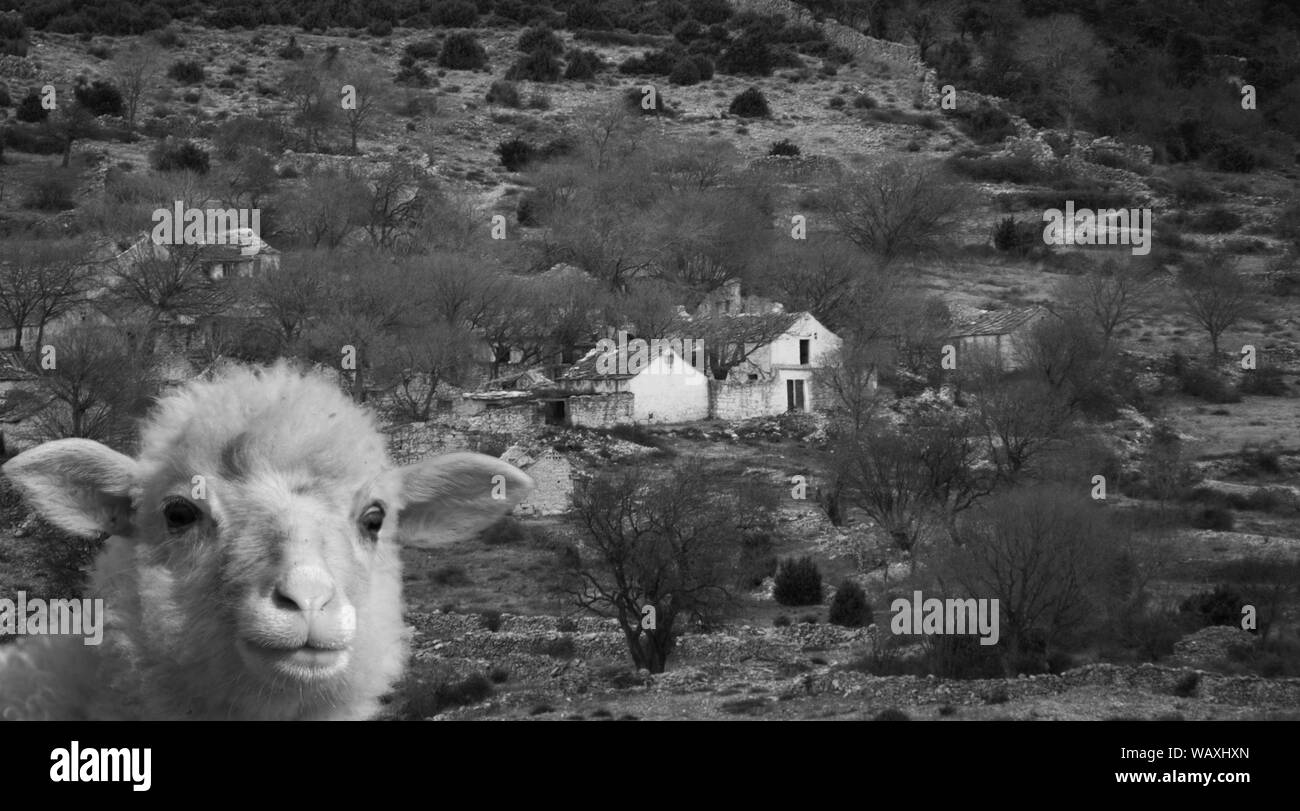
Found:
<box><xmin>0</xmin><ymin>361</ymin><xmax>533</xmax><ymax>720</ymax></box>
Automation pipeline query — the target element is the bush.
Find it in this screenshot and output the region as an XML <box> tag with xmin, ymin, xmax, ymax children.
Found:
<box><xmin>1191</xmin><ymin>207</ymin><xmax>1243</xmax><ymax>233</ymax></box>
<box><xmin>479</xmin><ymin>516</ymin><xmax>528</xmax><ymax>544</ymax></box>
<box><xmin>518</xmin><ymin>26</ymin><xmax>563</xmax><ymax>55</ymax></box>
<box><xmin>405</xmin><ymin>38</ymin><xmax>440</xmax><ymax>60</ymax></box>
<box><xmin>952</xmin><ymin>102</ymin><xmax>1016</xmax><ymax>144</ymax></box>
<box><xmin>852</xmin><ymin>93</ymin><xmax>877</xmax><ymax>109</ymax></box>
<box><xmin>736</xmin><ymin>530</ymin><xmax>777</xmax><ymax>588</ymax></box>
<box><xmin>167</xmin><ymin>59</ymin><xmax>205</xmax><ymax>84</ymax></box>
<box><xmin>1179</xmin><ymin>585</ymin><xmax>1246</xmax><ymax>628</ymax></box>
<box><xmin>24</xmin><ymin>175</ymin><xmax>76</xmax><ymax>211</ymax></box>
<box><xmin>15</xmin><ymin>89</ymin><xmax>48</xmax><ymax>122</ymax></box>
<box><xmin>506</xmin><ymin>49</ymin><xmax>562</xmax><ymax>82</ymax></box>
<box><xmin>1178</xmin><ymin>364</ymin><xmax>1240</xmax><ymax>404</ymax></box>
<box><xmin>1188</xmin><ymin>504</ymin><xmax>1235</xmax><ymax>531</ymax></box>
<box><xmin>429</xmin><ymin>564</ymin><xmax>470</xmax><ymax>586</ymax></box>
<box><xmin>439</xmin><ymin>32</ymin><xmax>488</xmax><ymax>70</ymax></box>
<box><xmin>773</xmin><ymin>556</ymin><xmax>823</xmax><ymax>606</ymax></box>
<box><xmin>668</xmin><ymin>58</ymin><xmax>701</xmax><ymax>85</ymax></box>
<box><xmin>73</xmin><ymin>79</ymin><xmax>123</xmax><ymax>116</ymax></box>
<box><xmin>152</xmin><ymin>138</ymin><xmax>210</xmax><ymax>173</ymax></box>
<box><xmin>564</xmin><ymin>48</ymin><xmax>603</xmax><ymax>80</ymax></box>
<box><xmin>1239</xmin><ymin>366</ymin><xmax>1288</xmax><ymax>396</ymax></box>
<box><xmin>3</xmin><ymin>124</ymin><xmax>63</xmax><ymax>154</ymax></box>
<box><xmin>395</xmin><ymin>672</ymin><xmax>492</xmax><ymax>719</ymax></box>
<box><xmin>1167</xmin><ymin>170</ymin><xmax>1221</xmax><ymax>205</ymax></box>
<box><xmin>828</xmin><ymin>580</ymin><xmax>871</xmax><ymax>627</ymax></box>
<box><xmin>541</xmin><ymin>635</ymin><xmax>576</xmax><ymax>658</ymax></box>
<box><xmin>1211</xmin><ymin>137</ymin><xmax>1262</xmax><ymax>173</ymax></box>
<box><xmin>947</xmin><ymin>154</ymin><xmax>1044</xmax><ymax>184</ymax></box>
<box><xmin>773</xmin><ymin>614</ymin><xmax>791</xmax><ymax>628</ymax></box>
<box><xmin>873</xmin><ymin>708</ymin><xmax>910</xmax><ymax>721</ymax></box>
<box><xmin>277</xmin><ymin>35</ymin><xmax>304</xmax><ymax>59</ymax></box>
<box><xmin>395</xmin><ymin>64</ymin><xmax>432</xmax><ymax>87</ymax></box>
<box><xmin>991</xmin><ymin>216</ymin><xmax>1041</xmax><ymax>255</ymax></box>
<box><xmin>367</xmin><ymin>20</ymin><xmax>393</xmax><ymax>36</ymax></box>
<box><xmin>496</xmin><ymin>137</ymin><xmax>533</xmax><ymax>171</ymax></box>
<box><xmin>768</xmin><ymin>138</ymin><xmax>799</xmax><ymax>157</ymax></box>
<box><xmin>485</xmin><ymin>80</ymin><xmax>521</xmax><ymax>107</ymax></box>
<box><xmin>719</xmin><ymin>32</ymin><xmax>774</xmax><ymax>76</ymax></box>
<box><xmin>481</xmin><ymin>610</ymin><xmax>503</xmax><ymax>632</ymax></box>
<box><xmin>728</xmin><ymin>86</ymin><xmax>769</xmax><ymax>118</ymax></box>
<box><xmin>432</xmin><ymin>1</ymin><xmax>478</xmax><ymax>27</ymax></box>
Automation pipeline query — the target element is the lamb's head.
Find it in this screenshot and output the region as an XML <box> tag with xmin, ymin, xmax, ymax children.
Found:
<box><xmin>2</xmin><ymin>362</ymin><xmax>534</xmax><ymax>719</ymax></box>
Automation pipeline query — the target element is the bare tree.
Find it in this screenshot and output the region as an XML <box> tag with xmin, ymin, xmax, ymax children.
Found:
<box><xmin>276</xmin><ymin>169</ymin><xmax>368</xmax><ymax>249</ymax></box>
<box><xmin>933</xmin><ymin>485</ymin><xmax>1116</xmax><ymax>673</ymax></box>
<box><xmin>564</xmin><ymin>459</ymin><xmax>746</xmax><ymax>673</ymax></box>
<box><xmin>29</xmin><ymin>325</ymin><xmax>156</xmax><ymax>448</ymax></box>
<box><xmin>109</xmin><ymin>41</ymin><xmax>162</xmax><ymax>132</ymax></box>
<box><xmin>282</xmin><ymin>56</ymin><xmax>338</xmax><ymax>151</ymax></box>
<box><xmin>378</xmin><ymin>320</ymin><xmax>479</xmax><ymax>422</ymax></box>
<box><xmin>0</xmin><ymin>240</ymin><xmax>96</xmax><ymax>351</ymax></box>
<box><xmin>1015</xmin><ymin>13</ymin><xmax>1105</xmax><ymax>141</ymax></box>
<box><xmin>105</xmin><ymin>243</ymin><xmax>237</xmax><ymax>356</ymax></box>
<box><xmin>253</xmin><ymin>249</ymin><xmax>330</xmax><ymax>350</ymax></box>
<box><xmin>1053</xmin><ymin>259</ymin><xmax>1158</xmax><ymax>349</ymax></box>
<box><xmin>1178</xmin><ymin>252</ymin><xmax>1254</xmax><ymax>357</ymax></box>
<box><xmin>360</xmin><ymin>161</ymin><xmax>439</xmax><ymax>252</ymax></box>
<box><xmin>688</xmin><ymin>311</ymin><xmax>796</xmax><ymax>381</ymax></box>
<box><xmin>48</xmin><ymin>100</ymin><xmax>97</xmax><ymax>169</ymax></box>
<box><xmin>832</xmin><ymin>157</ymin><xmax>974</xmax><ymax>263</ymax></box>
<box><xmin>965</xmin><ymin>371</ymin><xmax>1074</xmax><ymax>480</ymax></box>
<box><xmin>333</xmin><ymin>59</ymin><xmax>390</xmax><ymax>154</ymax></box>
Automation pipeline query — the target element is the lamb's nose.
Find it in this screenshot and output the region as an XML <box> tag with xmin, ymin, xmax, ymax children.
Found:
<box><xmin>272</xmin><ymin>566</ymin><xmax>336</xmax><ymax>613</ymax></box>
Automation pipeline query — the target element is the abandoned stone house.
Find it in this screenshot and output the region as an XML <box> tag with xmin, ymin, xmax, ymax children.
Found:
<box><xmin>544</xmin><ymin>341</ymin><xmax>710</xmax><ymax>426</ymax></box>
<box><xmin>707</xmin><ymin>310</ymin><xmax>843</xmax><ymax>419</ymax></box>
<box><xmin>947</xmin><ymin>306</ymin><xmax>1047</xmax><ymax>371</ymax></box>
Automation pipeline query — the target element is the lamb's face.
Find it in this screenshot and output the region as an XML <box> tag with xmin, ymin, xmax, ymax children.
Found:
<box><xmin>2</xmin><ymin>363</ymin><xmax>534</xmax><ymax>719</ymax></box>
<box><xmin>133</xmin><ymin>458</ymin><xmax>399</xmax><ymax>690</ymax></box>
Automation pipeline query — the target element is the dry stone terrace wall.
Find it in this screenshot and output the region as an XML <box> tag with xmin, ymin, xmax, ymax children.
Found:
<box><xmin>726</xmin><ymin>0</ymin><xmax>926</xmax><ymax>75</ymax></box>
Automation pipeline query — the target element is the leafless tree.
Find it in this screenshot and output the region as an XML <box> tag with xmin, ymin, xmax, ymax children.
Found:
<box><xmin>276</xmin><ymin>169</ymin><xmax>368</xmax><ymax>249</ymax></box>
<box><xmin>1053</xmin><ymin>259</ymin><xmax>1159</xmax><ymax>349</ymax></box>
<box><xmin>832</xmin><ymin>158</ymin><xmax>974</xmax><ymax>263</ymax></box>
<box><xmin>1015</xmin><ymin>13</ymin><xmax>1105</xmax><ymax>141</ymax></box>
<box><xmin>0</xmin><ymin>240</ymin><xmax>97</xmax><ymax>351</ymax></box>
<box><xmin>109</xmin><ymin>41</ymin><xmax>162</xmax><ymax>132</ymax></box>
<box><xmin>1178</xmin><ymin>252</ymin><xmax>1255</xmax><ymax>357</ymax></box>
<box><xmin>282</xmin><ymin>56</ymin><xmax>339</xmax><ymax>151</ymax></box>
<box><xmin>688</xmin><ymin>311</ymin><xmax>796</xmax><ymax>381</ymax></box>
<box><xmin>564</xmin><ymin>459</ymin><xmax>746</xmax><ymax>673</ymax></box>
<box><xmin>379</xmin><ymin>320</ymin><xmax>479</xmax><ymax>422</ymax></box>
<box><xmin>105</xmin><ymin>244</ymin><xmax>237</xmax><ymax>356</ymax></box>
<box><xmin>333</xmin><ymin>59</ymin><xmax>390</xmax><ymax>154</ymax></box>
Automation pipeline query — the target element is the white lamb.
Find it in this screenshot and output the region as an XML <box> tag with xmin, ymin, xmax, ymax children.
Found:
<box><xmin>0</xmin><ymin>361</ymin><xmax>533</xmax><ymax>720</ymax></box>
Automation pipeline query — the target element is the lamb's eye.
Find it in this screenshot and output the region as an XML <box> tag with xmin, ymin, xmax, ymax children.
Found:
<box><xmin>162</xmin><ymin>498</ymin><xmax>200</xmax><ymax>530</ymax></box>
<box><xmin>360</xmin><ymin>504</ymin><xmax>385</xmax><ymax>538</ymax></box>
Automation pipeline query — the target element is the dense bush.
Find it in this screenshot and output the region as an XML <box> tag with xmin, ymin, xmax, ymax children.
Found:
<box><xmin>74</xmin><ymin>79</ymin><xmax>123</xmax><ymax>116</ymax></box>
<box><xmin>991</xmin><ymin>216</ymin><xmax>1041</xmax><ymax>255</ymax></box>
<box><xmin>668</xmin><ymin>58</ymin><xmax>701</xmax><ymax>85</ymax></box>
<box><xmin>728</xmin><ymin>86</ymin><xmax>769</xmax><ymax>118</ymax></box>
<box><xmin>438</xmin><ymin>32</ymin><xmax>488</xmax><ymax>70</ymax></box>
<box><xmin>485</xmin><ymin>79</ymin><xmax>521</xmax><ymax>107</ymax></box>
<box><xmin>3</xmin><ymin>123</ymin><xmax>63</xmax><ymax>154</ymax></box>
<box><xmin>496</xmin><ymin>137</ymin><xmax>533</xmax><ymax>171</ymax></box>
<box><xmin>736</xmin><ymin>530</ymin><xmax>777</xmax><ymax>589</ymax></box>
<box><xmin>1188</xmin><ymin>503</ymin><xmax>1236</xmax><ymax>530</ymax></box>
<box><xmin>395</xmin><ymin>672</ymin><xmax>492</xmax><ymax>719</ymax></box>
<box><xmin>1179</xmin><ymin>585</ymin><xmax>1246</xmax><ymax>627</ymax></box>
<box><xmin>947</xmin><ymin>154</ymin><xmax>1044</xmax><ymax>184</ymax></box>
<box><xmin>167</xmin><ymin>59</ymin><xmax>205</xmax><ymax>84</ymax></box>
<box><xmin>1210</xmin><ymin>137</ymin><xmax>1262</xmax><ymax>173</ymax></box>
<box><xmin>1239</xmin><ymin>365</ymin><xmax>1288</xmax><ymax>396</ymax></box>
<box><xmin>718</xmin><ymin>32</ymin><xmax>774</xmax><ymax>76</ymax></box>
<box><xmin>432</xmin><ymin>1</ymin><xmax>478</xmax><ymax>27</ymax></box>
<box><xmin>1177</xmin><ymin>363</ymin><xmax>1241</xmax><ymax>404</ymax></box>
<box><xmin>151</xmin><ymin>138</ymin><xmax>210</xmax><ymax>173</ymax></box>
<box><xmin>768</xmin><ymin>138</ymin><xmax>800</xmax><ymax>157</ymax></box>
<box><xmin>506</xmin><ymin>49</ymin><xmax>562</xmax><ymax>82</ymax></box>
<box><xmin>24</xmin><ymin>174</ymin><xmax>76</xmax><ymax>211</ymax></box>
<box><xmin>518</xmin><ymin>26</ymin><xmax>563</xmax><ymax>55</ymax></box>
<box><xmin>951</xmin><ymin>102</ymin><xmax>1017</xmax><ymax>144</ymax></box>
<box><xmin>405</xmin><ymin>38</ymin><xmax>440</xmax><ymax>60</ymax></box>
<box><xmin>277</xmin><ymin>35</ymin><xmax>304</xmax><ymax>59</ymax></box>
<box><xmin>564</xmin><ymin>48</ymin><xmax>603</xmax><ymax>79</ymax></box>
<box><xmin>16</xmin><ymin>89</ymin><xmax>48</xmax><ymax>122</ymax></box>
<box><xmin>1191</xmin><ymin>207</ymin><xmax>1243</xmax><ymax>233</ymax></box>
<box><xmin>828</xmin><ymin>580</ymin><xmax>872</xmax><ymax>627</ymax></box>
<box><xmin>773</xmin><ymin>556</ymin><xmax>823</xmax><ymax>606</ymax></box>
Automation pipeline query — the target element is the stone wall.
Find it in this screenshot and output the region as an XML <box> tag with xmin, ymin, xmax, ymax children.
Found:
<box><xmin>500</xmin><ymin>448</ymin><xmax>575</xmax><ymax>517</ymax></box>
<box><xmin>385</xmin><ymin>422</ymin><xmax>470</xmax><ymax>465</ymax></box>
<box><xmin>745</xmin><ymin>154</ymin><xmax>844</xmax><ymax>182</ymax></box>
<box><xmin>709</xmin><ymin>378</ymin><xmax>778</xmax><ymax>421</ymax></box>
<box><xmin>726</xmin><ymin>0</ymin><xmax>924</xmax><ymax>75</ymax></box>
<box><xmin>461</xmin><ymin>402</ymin><xmax>542</xmax><ymax>435</ymax></box>
<box><xmin>568</xmin><ymin>392</ymin><xmax>634</xmax><ymax>428</ymax></box>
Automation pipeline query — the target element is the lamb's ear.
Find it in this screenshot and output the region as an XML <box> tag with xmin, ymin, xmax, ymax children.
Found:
<box><xmin>372</xmin><ymin>452</ymin><xmax>534</xmax><ymax>548</ymax></box>
<box><xmin>2</xmin><ymin>438</ymin><xmax>138</xmax><ymax>538</ymax></box>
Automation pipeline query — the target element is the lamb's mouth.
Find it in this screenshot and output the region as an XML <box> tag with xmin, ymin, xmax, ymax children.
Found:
<box><xmin>237</xmin><ymin>639</ymin><xmax>351</xmax><ymax>681</ymax></box>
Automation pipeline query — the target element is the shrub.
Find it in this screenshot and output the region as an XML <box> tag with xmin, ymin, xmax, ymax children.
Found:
<box><xmin>395</xmin><ymin>672</ymin><xmax>492</xmax><ymax>719</ymax></box>
<box><xmin>1167</xmin><ymin>170</ymin><xmax>1220</xmax><ymax>205</ymax></box>
<box><xmin>828</xmin><ymin>95</ymin><xmax>845</xmax><ymax>109</ymax></box>
<box><xmin>773</xmin><ymin>556</ymin><xmax>823</xmax><ymax>606</ymax></box>
<box><xmin>952</xmin><ymin>102</ymin><xmax>1016</xmax><ymax>144</ymax></box>
<box><xmin>167</xmin><ymin>59</ymin><xmax>205</xmax><ymax>84</ymax></box>
<box><xmin>73</xmin><ymin>79</ymin><xmax>123</xmax><ymax>116</ymax></box>
<box><xmin>873</xmin><ymin>708</ymin><xmax>910</xmax><ymax>721</ymax></box>
<box><xmin>668</xmin><ymin>58</ymin><xmax>701</xmax><ymax>85</ymax></box>
<box><xmin>1179</xmin><ymin>585</ymin><xmax>1246</xmax><ymax>627</ymax></box>
<box><xmin>395</xmin><ymin>64</ymin><xmax>432</xmax><ymax>87</ymax></box>
<box><xmin>768</xmin><ymin>138</ymin><xmax>799</xmax><ymax>157</ymax></box>
<box><xmin>486</xmin><ymin>80</ymin><xmax>521</xmax><ymax>107</ymax></box>
<box><xmin>773</xmin><ymin>614</ymin><xmax>791</xmax><ymax>628</ymax></box>
<box><xmin>728</xmin><ymin>86</ymin><xmax>769</xmax><ymax>118</ymax></box>
<box><xmin>438</xmin><ymin>32</ymin><xmax>488</xmax><ymax>70</ymax></box>
<box><xmin>947</xmin><ymin>154</ymin><xmax>1043</xmax><ymax>184</ymax></box>
<box><xmin>828</xmin><ymin>580</ymin><xmax>871</xmax><ymax>627</ymax></box>
<box><xmin>488</xmin><ymin>666</ymin><xmax>510</xmax><ymax>684</ymax></box>
<box><xmin>15</xmin><ymin>89</ymin><xmax>48</xmax><ymax>122</ymax></box>
<box><xmin>429</xmin><ymin>564</ymin><xmax>470</xmax><ymax>586</ymax></box>
<box><xmin>992</xmin><ymin>216</ymin><xmax>1040</xmax><ymax>255</ymax></box>
<box><xmin>518</xmin><ymin>26</ymin><xmax>563</xmax><ymax>55</ymax></box>
<box><xmin>852</xmin><ymin>93</ymin><xmax>877</xmax><ymax>109</ymax></box>
<box><xmin>1239</xmin><ymin>366</ymin><xmax>1287</xmax><ymax>396</ymax></box>
<box><xmin>1211</xmin><ymin>137</ymin><xmax>1261</xmax><ymax>173</ymax></box>
<box><xmin>277</xmin><ymin>35</ymin><xmax>304</xmax><ymax>59</ymax></box>
<box><xmin>719</xmin><ymin>32</ymin><xmax>774</xmax><ymax>76</ymax></box>
<box><xmin>541</xmin><ymin>635</ymin><xmax>576</xmax><ymax>658</ymax></box>
<box><xmin>1239</xmin><ymin>442</ymin><xmax>1282</xmax><ymax>476</ymax></box>
<box><xmin>497</xmin><ymin>137</ymin><xmax>533</xmax><ymax>171</ymax></box>
<box><xmin>564</xmin><ymin>48</ymin><xmax>603</xmax><ymax>79</ymax></box>
<box><xmin>405</xmin><ymin>38</ymin><xmax>440</xmax><ymax>60</ymax></box>
<box><xmin>152</xmin><ymin>138</ymin><xmax>209</xmax><ymax>173</ymax></box>
<box><xmin>479</xmin><ymin>516</ymin><xmax>528</xmax><ymax>544</ymax></box>
<box><xmin>1192</xmin><ymin>207</ymin><xmax>1243</xmax><ymax>233</ymax></box>
<box><xmin>737</xmin><ymin>530</ymin><xmax>777</xmax><ymax>588</ymax></box>
<box><xmin>367</xmin><ymin>20</ymin><xmax>393</xmax><ymax>37</ymax></box>
<box><xmin>506</xmin><ymin>49</ymin><xmax>562</xmax><ymax>82</ymax></box>
<box><xmin>1189</xmin><ymin>504</ymin><xmax>1235</xmax><ymax>531</ymax></box>
<box><xmin>690</xmin><ymin>54</ymin><xmax>715</xmax><ymax>79</ymax></box>
<box><xmin>24</xmin><ymin>175</ymin><xmax>76</xmax><ymax>211</ymax></box>
<box><xmin>481</xmin><ymin>610</ymin><xmax>503</xmax><ymax>632</ymax></box>
<box><xmin>1178</xmin><ymin>364</ymin><xmax>1240</xmax><ymax>404</ymax></box>
<box><xmin>432</xmin><ymin>1</ymin><xmax>478</xmax><ymax>27</ymax></box>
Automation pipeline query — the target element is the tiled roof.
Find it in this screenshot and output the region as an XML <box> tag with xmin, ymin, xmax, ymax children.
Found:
<box><xmin>562</xmin><ymin>345</ymin><xmax>637</xmax><ymax>380</ymax></box>
<box><xmin>950</xmin><ymin>306</ymin><xmax>1044</xmax><ymax>337</ymax></box>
